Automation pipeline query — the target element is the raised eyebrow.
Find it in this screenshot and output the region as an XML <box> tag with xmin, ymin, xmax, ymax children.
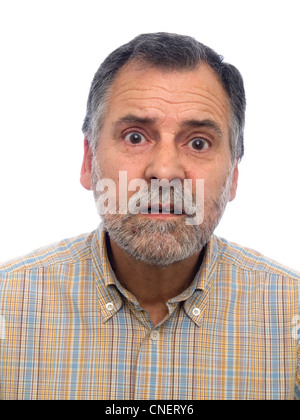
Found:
<box><xmin>112</xmin><ymin>115</ymin><xmax>223</xmax><ymax>138</ymax></box>
<box><xmin>181</xmin><ymin>119</ymin><xmax>223</xmax><ymax>137</ymax></box>
<box><xmin>113</xmin><ymin>114</ymin><xmax>158</xmax><ymax>129</ymax></box>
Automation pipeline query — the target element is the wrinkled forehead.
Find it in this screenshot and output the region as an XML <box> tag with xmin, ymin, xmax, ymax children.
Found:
<box><xmin>103</xmin><ymin>61</ymin><xmax>231</xmax><ymax>134</ymax></box>
<box><xmin>109</xmin><ymin>59</ymin><xmax>229</xmax><ymax>99</ymax></box>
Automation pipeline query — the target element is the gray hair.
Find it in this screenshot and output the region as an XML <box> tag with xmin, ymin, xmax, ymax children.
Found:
<box><xmin>82</xmin><ymin>32</ymin><xmax>246</xmax><ymax>161</ymax></box>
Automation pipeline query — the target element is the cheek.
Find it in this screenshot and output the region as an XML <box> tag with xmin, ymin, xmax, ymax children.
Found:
<box><xmin>102</xmin><ymin>164</ymin><xmax>147</xmax><ymax>203</ymax></box>
<box><xmin>189</xmin><ymin>168</ymin><xmax>230</xmax><ymax>202</ymax></box>
<box><xmin>99</xmin><ymin>144</ymin><xmax>144</xmax><ymax>180</ymax></box>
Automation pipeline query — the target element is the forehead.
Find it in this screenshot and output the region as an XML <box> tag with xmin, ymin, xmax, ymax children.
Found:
<box><xmin>104</xmin><ymin>61</ymin><xmax>231</xmax><ymax>131</ymax></box>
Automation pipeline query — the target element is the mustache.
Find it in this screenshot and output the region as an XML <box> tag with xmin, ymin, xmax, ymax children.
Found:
<box><xmin>127</xmin><ymin>180</ymin><xmax>198</xmax><ymax>216</ymax></box>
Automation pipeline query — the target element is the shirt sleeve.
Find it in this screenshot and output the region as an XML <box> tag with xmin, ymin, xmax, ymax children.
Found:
<box><xmin>295</xmin><ymin>337</ymin><xmax>300</xmax><ymax>399</ymax></box>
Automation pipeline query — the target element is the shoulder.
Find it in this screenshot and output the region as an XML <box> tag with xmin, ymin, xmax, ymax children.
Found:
<box><xmin>0</xmin><ymin>230</ymin><xmax>95</xmax><ymax>276</ymax></box>
<box><xmin>214</xmin><ymin>235</ymin><xmax>300</xmax><ymax>281</ymax></box>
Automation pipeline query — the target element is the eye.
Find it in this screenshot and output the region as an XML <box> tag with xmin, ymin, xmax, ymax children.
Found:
<box><xmin>124</xmin><ymin>132</ymin><xmax>147</xmax><ymax>145</ymax></box>
<box><xmin>188</xmin><ymin>137</ymin><xmax>210</xmax><ymax>151</ymax></box>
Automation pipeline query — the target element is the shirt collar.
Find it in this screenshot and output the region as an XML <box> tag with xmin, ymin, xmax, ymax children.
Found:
<box><xmin>91</xmin><ymin>223</ymin><xmax>220</xmax><ymax>326</ymax></box>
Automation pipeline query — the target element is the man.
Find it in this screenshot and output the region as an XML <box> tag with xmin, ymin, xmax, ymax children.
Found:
<box><xmin>0</xmin><ymin>33</ymin><xmax>299</xmax><ymax>400</ymax></box>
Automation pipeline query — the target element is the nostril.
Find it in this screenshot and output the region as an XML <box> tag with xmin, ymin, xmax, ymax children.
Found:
<box><xmin>144</xmin><ymin>153</ymin><xmax>186</xmax><ymax>183</ymax></box>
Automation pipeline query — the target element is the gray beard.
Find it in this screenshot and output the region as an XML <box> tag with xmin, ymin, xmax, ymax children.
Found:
<box><xmin>91</xmin><ymin>156</ymin><xmax>233</xmax><ymax>267</ymax></box>
<box><xmin>102</xmin><ymin>212</ymin><xmax>212</xmax><ymax>267</ymax></box>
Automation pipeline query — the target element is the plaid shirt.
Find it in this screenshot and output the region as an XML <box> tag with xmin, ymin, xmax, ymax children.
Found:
<box><xmin>0</xmin><ymin>224</ymin><xmax>300</xmax><ymax>400</ymax></box>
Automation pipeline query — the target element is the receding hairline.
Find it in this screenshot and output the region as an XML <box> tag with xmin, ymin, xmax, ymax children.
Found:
<box><xmin>105</xmin><ymin>57</ymin><xmax>228</xmax><ymax>91</ymax></box>
<box><xmin>103</xmin><ymin>58</ymin><xmax>231</xmax><ymax>108</ymax></box>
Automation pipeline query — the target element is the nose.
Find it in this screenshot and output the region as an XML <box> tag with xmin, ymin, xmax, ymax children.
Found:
<box><xmin>144</xmin><ymin>139</ymin><xmax>186</xmax><ymax>182</ymax></box>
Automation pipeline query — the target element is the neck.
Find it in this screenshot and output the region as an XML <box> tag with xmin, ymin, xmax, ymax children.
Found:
<box><xmin>106</xmin><ymin>236</ymin><xmax>204</xmax><ymax>325</ymax></box>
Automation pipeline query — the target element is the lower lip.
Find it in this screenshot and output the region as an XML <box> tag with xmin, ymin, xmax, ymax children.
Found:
<box><xmin>139</xmin><ymin>213</ymin><xmax>185</xmax><ymax>219</ymax></box>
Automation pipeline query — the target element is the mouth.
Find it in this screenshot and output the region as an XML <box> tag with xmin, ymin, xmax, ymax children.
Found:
<box><xmin>141</xmin><ymin>203</ymin><xmax>185</xmax><ymax>216</ymax></box>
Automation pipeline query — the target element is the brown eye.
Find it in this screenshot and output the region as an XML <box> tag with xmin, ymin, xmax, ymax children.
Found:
<box><xmin>125</xmin><ymin>132</ymin><xmax>146</xmax><ymax>145</ymax></box>
<box><xmin>188</xmin><ymin>137</ymin><xmax>210</xmax><ymax>151</ymax></box>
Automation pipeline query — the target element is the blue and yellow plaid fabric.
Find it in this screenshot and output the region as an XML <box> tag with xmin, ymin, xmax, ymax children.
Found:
<box><xmin>0</xmin><ymin>224</ymin><xmax>300</xmax><ymax>400</ymax></box>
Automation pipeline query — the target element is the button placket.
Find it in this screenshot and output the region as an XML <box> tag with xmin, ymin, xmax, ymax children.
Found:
<box><xmin>150</xmin><ymin>330</ymin><xmax>159</xmax><ymax>342</ymax></box>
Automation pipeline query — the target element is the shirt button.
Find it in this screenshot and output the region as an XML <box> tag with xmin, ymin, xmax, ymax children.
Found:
<box><xmin>150</xmin><ymin>330</ymin><xmax>159</xmax><ymax>341</ymax></box>
<box><xmin>192</xmin><ymin>307</ymin><xmax>201</xmax><ymax>316</ymax></box>
<box><xmin>106</xmin><ymin>302</ymin><xmax>114</xmax><ymax>311</ymax></box>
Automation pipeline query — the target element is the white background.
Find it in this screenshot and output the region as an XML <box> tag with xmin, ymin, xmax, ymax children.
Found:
<box><xmin>0</xmin><ymin>0</ymin><xmax>299</xmax><ymax>270</ymax></box>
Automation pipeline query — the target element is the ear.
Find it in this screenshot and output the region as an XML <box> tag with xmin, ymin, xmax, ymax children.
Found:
<box><xmin>80</xmin><ymin>138</ymin><xmax>93</xmax><ymax>190</ymax></box>
<box><xmin>229</xmin><ymin>161</ymin><xmax>239</xmax><ymax>202</ymax></box>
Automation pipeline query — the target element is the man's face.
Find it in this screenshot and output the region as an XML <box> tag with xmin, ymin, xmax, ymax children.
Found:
<box><xmin>83</xmin><ymin>61</ymin><xmax>238</xmax><ymax>266</ymax></box>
